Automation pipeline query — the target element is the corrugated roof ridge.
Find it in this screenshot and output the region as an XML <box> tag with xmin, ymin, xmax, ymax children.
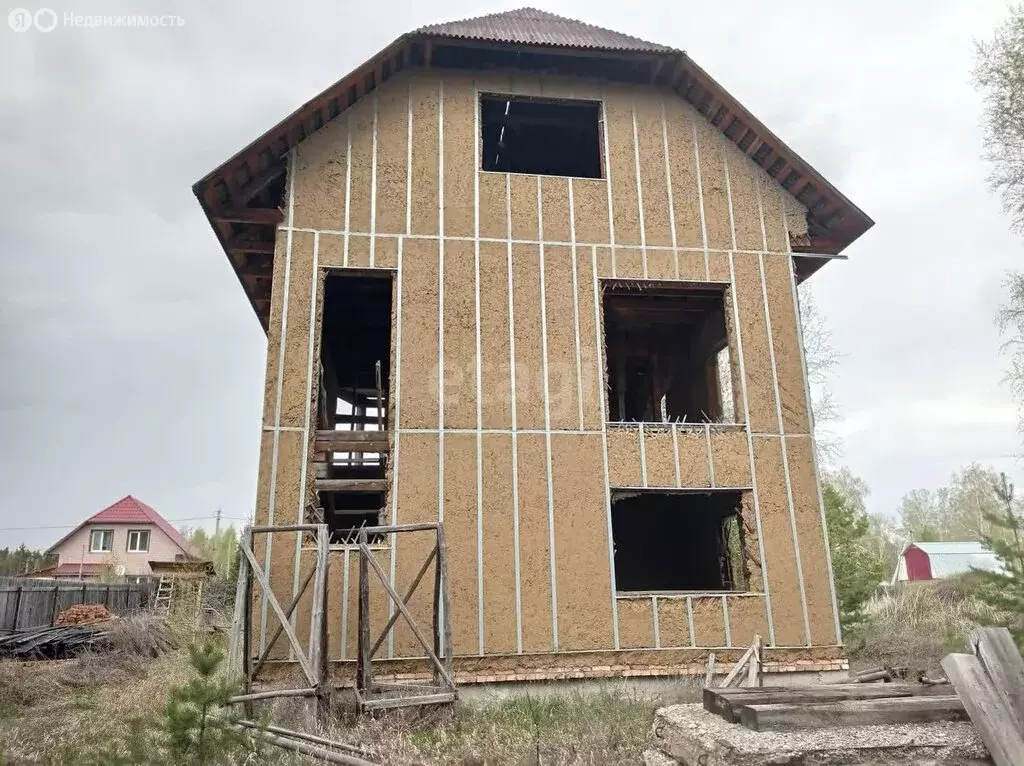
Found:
<box><xmin>416</xmin><ymin>6</ymin><xmax>675</xmax><ymax>53</ymax></box>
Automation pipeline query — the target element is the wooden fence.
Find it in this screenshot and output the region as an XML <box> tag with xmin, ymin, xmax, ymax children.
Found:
<box><xmin>0</xmin><ymin>577</ymin><xmax>155</xmax><ymax>632</ymax></box>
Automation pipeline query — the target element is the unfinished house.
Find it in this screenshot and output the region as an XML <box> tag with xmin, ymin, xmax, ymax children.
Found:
<box><xmin>194</xmin><ymin>8</ymin><xmax>873</xmax><ymax>693</ymax></box>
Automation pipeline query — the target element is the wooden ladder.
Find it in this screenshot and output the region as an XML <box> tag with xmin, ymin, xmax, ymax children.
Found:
<box><xmin>154</xmin><ymin>576</ymin><xmax>174</xmax><ymax>613</ymax></box>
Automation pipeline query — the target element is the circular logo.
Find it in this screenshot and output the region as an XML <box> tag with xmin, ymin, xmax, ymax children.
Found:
<box><xmin>8</xmin><ymin>8</ymin><xmax>33</xmax><ymax>32</ymax></box>
<box><xmin>34</xmin><ymin>8</ymin><xmax>57</xmax><ymax>33</ymax></box>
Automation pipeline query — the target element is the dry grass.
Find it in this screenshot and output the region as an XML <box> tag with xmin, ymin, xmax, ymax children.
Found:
<box><xmin>848</xmin><ymin>576</ymin><xmax>1006</xmax><ymax>675</ymax></box>
<box><xmin>1</xmin><ymin>641</ymin><xmax>680</xmax><ymax>765</ymax></box>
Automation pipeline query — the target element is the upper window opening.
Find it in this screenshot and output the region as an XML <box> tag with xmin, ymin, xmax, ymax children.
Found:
<box><xmin>604</xmin><ymin>283</ymin><xmax>735</xmax><ymax>423</ymax></box>
<box><xmin>480</xmin><ymin>94</ymin><xmax>602</xmax><ymax>179</ymax></box>
<box><xmin>316</xmin><ymin>273</ymin><xmax>393</xmax><ymax>545</ymax></box>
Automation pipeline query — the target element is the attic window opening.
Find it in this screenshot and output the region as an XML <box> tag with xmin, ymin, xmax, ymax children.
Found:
<box><xmin>604</xmin><ymin>283</ymin><xmax>735</xmax><ymax>423</ymax></box>
<box><xmin>611</xmin><ymin>490</ymin><xmax>749</xmax><ymax>592</ymax></box>
<box><xmin>480</xmin><ymin>94</ymin><xmax>602</xmax><ymax>179</ymax></box>
<box><xmin>90</xmin><ymin>529</ymin><xmax>113</xmax><ymax>553</ymax></box>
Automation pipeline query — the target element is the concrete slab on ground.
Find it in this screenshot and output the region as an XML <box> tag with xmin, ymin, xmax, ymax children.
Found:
<box><xmin>646</xmin><ymin>703</ymin><xmax>990</xmax><ymax>765</ymax></box>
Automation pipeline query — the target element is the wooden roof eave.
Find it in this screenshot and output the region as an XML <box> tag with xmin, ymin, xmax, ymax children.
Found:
<box><xmin>195</xmin><ymin>33</ymin><xmax>872</xmax><ymax>330</ymax></box>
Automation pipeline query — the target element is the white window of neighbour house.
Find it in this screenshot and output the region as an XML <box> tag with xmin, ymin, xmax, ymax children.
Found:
<box><xmin>126</xmin><ymin>529</ymin><xmax>150</xmax><ymax>553</ymax></box>
<box><xmin>89</xmin><ymin>529</ymin><xmax>114</xmax><ymax>553</ymax></box>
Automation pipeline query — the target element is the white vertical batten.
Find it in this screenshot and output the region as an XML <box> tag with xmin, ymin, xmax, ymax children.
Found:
<box><xmin>387</xmin><ymin>237</ymin><xmax>404</xmax><ymax>658</ymax></box>
<box><xmin>638</xmin><ymin>422</ymin><xmax>648</xmax><ymax>487</ymax></box>
<box><xmin>369</xmin><ymin>93</ymin><xmax>378</xmax><ymax>267</ymax></box>
<box><xmin>594</xmin><ymin>246</ymin><xmax>620</xmax><ymax>649</ymax></box>
<box><xmin>691</xmin><ymin>120</ymin><xmax>710</xmax><ymax>280</ymax></box>
<box><xmin>631</xmin><ymin>100</ymin><xmax>648</xmax><ymax>277</ymax></box>
<box><xmin>568</xmin><ymin>179</ymin><xmax>585</xmax><ymax>431</ymax></box>
<box><xmin>406</xmin><ymin>80</ymin><xmax>413</xmax><ymax>236</ymax></box>
<box><xmin>262</xmin><ymin>147</ymin><xmax>297</xmax><ymax>654</ymax></box>
<box><xmin>436</xmin><ymin>78</ymin><xmax>446</xmax><ymax>658</ymax></box>
<box><xmin>722</xmin><ymin>595</ymin><xmax>732</xmax><ymax>647</ymax></box>
<box><xmin>705</xmin><ymin>424</ymin><xmax>716</xmax><ymax>487</ymax></box>
<box><xmin>340</xmin><ymin>547</ymin><xmax>350</xmax><ymax>659</ymax></box>
<box><xmin>672</xmin><ymin>423</ymin><xmax>681</xmax><ymax>487</ymax></box>
<box><xmin>473</xmin><ymin>79</ymin><xmax>485</xmax><ymax>656</ymax></box>
<box><xmin>537</xmin><ymin>176</ymin><xmax>559</xmax><ymax>651</ymax></box>
<box><xmin>754</xmin><ymin>176</ymin><xmax>811</xmax><ymax>646</ymax></box>
<box><xmin>600</xmin><ymin>94</ymin><xmax>617</xmax><ymax>277</ymax></box>
<box><xmin>344</xmin><ymin>113</ymin><xmax>353</xmax><ymax>265</ymax></box>
<box><xmin>506</xmin><ymin>173</ymin><xmax>524</xmax><ymax>654</ymax></box>
<box><xmin>781</xmin><ymin>192</ymin><xmax>844</xmax><ymax>646</ymax></box>
<box><xmin>686</xmin><ymin>596</ymin><xmax>696</xmax><ymax>647</ymax></box>
<box><xmin>295</xmin><ymin>229</ymin><xmax>321</xmax><ymax>644</ymax></box>
<box><xmin>652</xmin><ymin>596</ymin><xmax>661</xmax><ymax>648</ymax></box>
<box><xmin>661</xmin><ymin>100</ymin><xmax>679</xmax><ymax>279</ymax></box>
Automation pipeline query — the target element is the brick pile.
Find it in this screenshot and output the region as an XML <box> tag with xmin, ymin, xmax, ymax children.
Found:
<box><xmin>55</xmin><ymin>604</ymin><xmax>114</xmax><ymax>626</ymax></box>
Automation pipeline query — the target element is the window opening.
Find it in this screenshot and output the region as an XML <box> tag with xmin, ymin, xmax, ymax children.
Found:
<box><xmin>126</xmin><ymin>529</ymin><xmax>150</xmax><ymax>553</ymax></box>
<box><xmin>90</xmin><ymin>529</ymin><xmax>113</xmax><ymax>553</ymax></box>
<box><xmin>317</xmin><ymin>274</ymin><xmax>393</xmax><ymax>544</ymax></box>
<box><xmin>604</xmin><ymin>283</ymin><xmax>734</xmax><ymax>423</ymax></box>
<box><xmin>480</xmin><ymin>94</ymin><xmax>602</xmax><ymax>178</ymax></box>
<box><xmin>610</xmin><ymin>490</ymin><xmax>749</xmax><ymax>592</ymax></box>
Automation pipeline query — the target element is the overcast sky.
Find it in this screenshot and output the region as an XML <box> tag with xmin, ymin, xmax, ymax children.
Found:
<box><xmin>2</xmin><ymin>0</ymin><xmax>1022</xmax><ymax>549</ymax></box>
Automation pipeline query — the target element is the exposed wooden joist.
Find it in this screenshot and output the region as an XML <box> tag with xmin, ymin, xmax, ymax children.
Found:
<box><xmin>229</xmin><ymin>163</ymin><xmax>286</xmax><ymax>208</ymax></box>
<box><xmin>226</xmin><ymin>236</ymin><xmax>275</xmax><ymax>255</ymax></box>
<box><xmin>315</xmin><ymin>479</ymin><xmax>387</xmax><ymax>493</ymax></box>
<box><xmin>315</xmin><ymin>430</ymin><xmax>390</xmax><ymax>451</ymax></box>
<box><xmin>213</xmin><ymin>207</ymin><xmax>284</xmax><ymax>225</ymax></box>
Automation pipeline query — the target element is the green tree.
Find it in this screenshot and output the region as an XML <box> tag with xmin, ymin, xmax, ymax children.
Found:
<box><xmin>975</xmin><ymin>4</ymin><xmax>1024</xmax><ymax>234</ymax></box>
<box><xmin>162</xmin><ymin>641</ymin><xmax>248</xmax><ymax>764</ymax></box>
<box><xmin>0</xmin><ymin>545</ymin><xmax>56</xmax><ymax>576</ymax></box>
<box><xmin>183</xmin><ymin>526</ymin><xmax>239</xmax><ymax>580</ymax></box>
<box><xmin>975</xmin><ymin>473</ymin><xmax>1024</xmax><ymax>649</ymax></box>
<box><xmin>822</xmin><ymin>475</ymin><xmax>888</xmax><ymax>630</ymax></box>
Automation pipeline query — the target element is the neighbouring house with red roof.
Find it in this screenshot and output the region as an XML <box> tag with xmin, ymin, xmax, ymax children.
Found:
<box><xmin>33</xmin><ymin>496</ymin><xmax>203</xmax><ymax>581</ymax></box>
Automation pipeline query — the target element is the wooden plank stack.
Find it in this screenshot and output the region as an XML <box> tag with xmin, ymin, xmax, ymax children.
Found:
<box><xmin>703</xmin><ymin>683</ymin><xmax>963</xmax><ymax>731</ymax></box>
<box><xmin>702</xmin><ymin>628</ymin><xmax>1024</xmax><ymax>766</ymax></box>
<box><xmin>942</xmin><ymin>628</ymin><xmax>1024</xmax><ymax>766</ymax></box>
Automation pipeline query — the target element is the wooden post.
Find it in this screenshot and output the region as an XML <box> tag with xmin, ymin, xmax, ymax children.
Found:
<box><xmin>11</xmin><ymin>586</ymin><xmax>22</xmax><ymax>631</ymax></box>
<box><xmin>104</xmin><ymin>584</ymin><xmax>111</xmax><ymax>610</ymax></box>
<box><xmin>436</xmin><ymin>523</ymin><xmax>453</xmax><ymax>686</ymax></box>
<box><xmin>239</xmin><ymin>529</ymin><xmax>254</xmax><ymax>720</ymax></box>
<box><xmin>49</xmin><ymin>586</ymin><xmax>60</xmax><ymax>626</ymax></box>
<box><xmin>311</xmin><ymin>524</ymin><xmax>331</xmax><ymax>722</ymax></box>
<box><xmin>356</xmin><ymin>528</ymin><xmax>371</xmax><ymax>694</ymax></box>
<box><xmin>432</xmin><ymin>532</ymin><xmax>441</xmax><ymax>687</ymax></box>
<box><xmin>81</xmin><ymin>582</ymin><xmax>87</xmax><ymax>606</ymax></box>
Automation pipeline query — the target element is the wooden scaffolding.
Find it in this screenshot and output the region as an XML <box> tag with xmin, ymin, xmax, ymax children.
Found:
<box><xmin>228</xmin><ymin>521</ymin><xmax>455</xmax><ymax>716</ymax></box>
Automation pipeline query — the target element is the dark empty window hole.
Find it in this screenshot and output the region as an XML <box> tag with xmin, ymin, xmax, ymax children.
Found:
<box><xmin>480</xmin><ymin>94</ymin><xmax>602</xmax><ymax>179</ymax></box>
<box><xmin>611</xmin><ymin>490</ymin><xmax>749</xmax><ymax>592</ymax></box>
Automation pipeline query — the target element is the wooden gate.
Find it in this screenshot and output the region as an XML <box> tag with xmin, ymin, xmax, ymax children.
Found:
<box><xmin>229</xmin><ymin>523</ymin><xmax>331</xmax><ymax>718</ymax></box>
<box><xmin>354</xmin><ymin>522</ymin><xmax>456</xmax><ymax>712</ymax></box>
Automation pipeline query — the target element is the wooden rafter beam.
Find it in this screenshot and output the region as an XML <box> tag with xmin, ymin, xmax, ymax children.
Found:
<box><xmin>228</xmin><ymin>163</ymin><xmax>285</xmax><ymax>209</ymax></box>
<box><xmin>226</xmin><ymin>236</ymin><xmax>275</xmax><ymax>255</ymax></box>
<box><xmin>213</xmin><ymin>207</ymin><xmax>284</xmax><ymax>225</ymax></box>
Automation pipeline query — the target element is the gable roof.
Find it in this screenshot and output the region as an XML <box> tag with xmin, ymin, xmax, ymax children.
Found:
<box><xmin>194</xmin><ymin>7</ymin><xmax>873</xmax><ymax>329</ymax></box>
<box><xmin>417</xmin><ymin>7</ymin><xmax>675</xmax><ymax>53</ymax></box>
<box><xmin>48</xmin><ymin>495</ymin><xmax>201</xmax><ymax>559</ymax></box>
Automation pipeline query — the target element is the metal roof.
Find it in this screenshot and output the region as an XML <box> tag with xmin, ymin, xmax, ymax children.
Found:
<box><xmin>417</xmin><ymin>8</ymin><xmax>677</xmax><ymax>54</ymax></box>
<box><xmin>903</xmin><ymin>542</ymin><xmax>1002</xmax><ymax>580</ymax></box>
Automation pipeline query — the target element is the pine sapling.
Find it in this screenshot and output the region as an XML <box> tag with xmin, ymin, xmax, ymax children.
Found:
<box><xmin>162</xmin><ymin>640</ymin><xmax>248</xmax><ymax>764</ymax></box>
<box><xmin>976</xmin><ymin>473</ymin><xmax>1024</xmax><ymax>649</ymax></box>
